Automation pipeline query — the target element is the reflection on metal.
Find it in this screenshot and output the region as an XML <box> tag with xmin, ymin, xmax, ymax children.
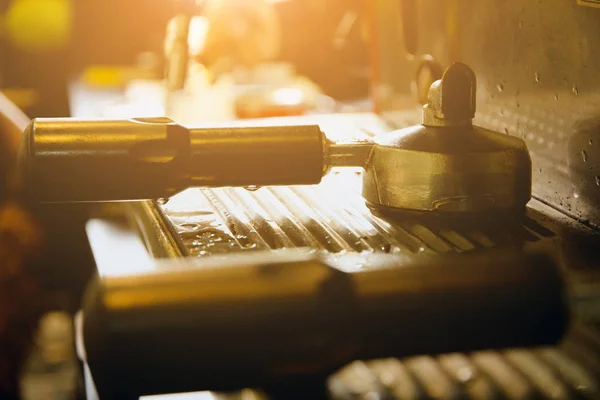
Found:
<box><xmin>329</xmin><ymin>324</ymin><xmax>600</xmax><ymax>400</ymax></box>
<box><xmin>161</xmin><ymin>169</ymin><xmax>555</xmax><ymax>258</ymax></box>
<box><xmin>19</xmin><ymin>118</ymin><xmax>327</xmax><ymax>202</ymax></box>
<box><xmin>578</xmin><ymin>0</ymin><xmax>600</xmax><ymax>8</ymax></box>
<box><xmin>373</xmin><ymin>0</ymin><xmax>600</xmax><ymax>229</ymax></box>
<box><xmin>363</xmin><ymin>63</ymin><xmax>532</xmax><ymax>214</ymax></box>
<box><xmin>85</xmin><ymin>219</ymin><xmax>154</xmax><ymax>277</ymax></box>
<box><xmin>81</xmin><ymin>249</ymin><xmax>565</xmax><ymax>398</ymax></box>
<box><xmin>128</xmin><ymin>201</ymin><xmax>185</xmax><ymax>259</ymax></box>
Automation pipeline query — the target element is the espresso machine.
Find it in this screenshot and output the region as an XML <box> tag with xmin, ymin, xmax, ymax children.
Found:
<box><xmin>16</xmin><ymin>0</ymin><xmax>600</xmax><ymax>399</ymax></box>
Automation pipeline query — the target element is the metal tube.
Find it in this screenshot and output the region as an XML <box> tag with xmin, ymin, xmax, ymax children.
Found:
<box><xmin>328</xmin><ymin>139</ymin><xmax>374</xmax><ymax>167</ymax></box>
<box><xmin>81</xmin><ymin>249</ymin><xmax>566</xmax><ymax>398</ymax></box>
<box><xmin>18</xmin><ymin>118</ymin><xmax>328</xmax><ymax>202</ymax></box>
<box><xmin>188</xmin><ymin>124</ymin><xmax>326</xmax><ymax>187</ymax></box>
<box><xmin>19</xmin><ymin>117</ymin><xmax>189</xmax><ymax>202</ymax></box>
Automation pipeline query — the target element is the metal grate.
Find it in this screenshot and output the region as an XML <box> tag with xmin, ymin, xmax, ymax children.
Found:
<box><xmin>161</xmin><ymin>169</ymin><xmax>556</xmax><ymax>258</ymax></box>
<box><xmin>329</xmin><ymin>326</ymin><xmax>600</xmax><ymax>400</ymax></box>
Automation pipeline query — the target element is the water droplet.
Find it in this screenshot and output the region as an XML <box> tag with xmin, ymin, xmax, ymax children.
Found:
<box><xmin>554</xmin><ymin>93</ymin><xmax>559</xmax><ymax>101</ymax></box>
<box><xmin>418</xmin><ymin>247</ymin><xmax>426</xmax><ymax>253</ymax></box>
<box><xmin>156</xmin><ymin>198</ymin><xmax>169</xmax><ymax>205</ymax></box>
<box><xmin>504</xmin><ymin>128</ymin><xmax>509</xmax><ymax>135</ymax></box>
<box><xmin>534</xmin><ymin>72</ymin><xmax>540</xmax><ymax>83</ymax></box>
<box><xmin>573</xmin><ymin>85</ymin><xmax>579</xmax><ymax>96</ymax></box>
<box><xmin>589</xmin><ymin>139</ymin><xmax>594</xmax><ymax>145</ymax></box>
<box><xmin>381</xmin><ymin>244</ymin><xmax>392</xmax><ymax>253</ymax></box>
<box><xmin>574</xmin><ymin>192</ymin><xmax>580</xmax><ymax>199</ymax></box>
<box><xmin>244</xmin><ymin>186</ymin><xmax>261</xmax><ymax>192</ymax></box>
<box><xmin>497</xmin><ymin>84</ymin><xmax>504</xmax><ymax>92</ymax></box>
<box><xmin>518</xmin><ymin>20</ymin><xmax>524</xmax><ymax>28</ymax></box>
<box><xmin>179</xmin><ymin>223</ymin><xmax>200</xmax><ymax>232</ymax></box>
<box><xmin>582</xmin><ymin>150</ymin><xmax>588</xmax><ymax>163</ymax></box>
<box><xmin>457</xmin><ymin>367</ymin><xmax>474</xmax><ymax>383</ymax></box>
<box><xmin>596</xmin><ymin>176</ymin><xmax>600</xmax><ymax>187</ymax></box>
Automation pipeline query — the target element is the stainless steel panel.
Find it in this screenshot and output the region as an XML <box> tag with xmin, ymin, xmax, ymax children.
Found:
<box><xmin>373</xmin><ymin>0</ymin><xmax>600</xmax><ymax>229</ymax></box>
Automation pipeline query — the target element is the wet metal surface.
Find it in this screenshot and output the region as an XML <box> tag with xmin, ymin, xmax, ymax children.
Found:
<box><xmin>161</xmin><ymin>172</ymin><xmax>559</xmax><ymax>258</ymax></box>
<box><xmin>158</xmin><ymin>112</ymin><xmax>563</xmax><ymax>259</ymax></box>
<box><xmin>330</xmin><ymin>324</ymin><xmax>600</xmax><ymax>400</ymax></box>
<box><xmin>146</xmin><ymin>110</ymin><xmax>600</xmax><ymax>399</ymax></box>
<box><xmin>373</xmin><ymin>0</ymin><xmax>600</xmax><ymax>229</ymax></box>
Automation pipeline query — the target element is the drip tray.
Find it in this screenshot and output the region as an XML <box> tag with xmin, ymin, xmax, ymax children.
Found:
<box><xmin>158</xmin><ymin>169</ymin><xmax>559</xmax><ymax>258</ymax></box>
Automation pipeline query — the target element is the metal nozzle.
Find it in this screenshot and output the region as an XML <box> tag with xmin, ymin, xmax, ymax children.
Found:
<box><xmin>327</xmin><ymin>140</ymin><xmax>374</xmax><ymax>168</ymax></box>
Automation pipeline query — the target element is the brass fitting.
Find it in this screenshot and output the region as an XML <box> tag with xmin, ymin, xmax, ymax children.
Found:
<box><xmin>362</xmin><ymin>63</ymin><xmax>532</xmax><ymax>214</ymax></box>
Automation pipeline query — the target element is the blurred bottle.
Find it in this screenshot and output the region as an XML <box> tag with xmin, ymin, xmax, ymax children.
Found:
<box><xmin>199</xmin><ymin>0</ymin><xmax>281</xmax><ymax>77</ymax></box>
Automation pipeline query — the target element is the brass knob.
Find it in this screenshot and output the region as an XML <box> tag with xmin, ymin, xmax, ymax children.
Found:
<box><xmin>423</xmin><ymin>62</ymin><xmax>476</xmax><ymax>127</ymax></box>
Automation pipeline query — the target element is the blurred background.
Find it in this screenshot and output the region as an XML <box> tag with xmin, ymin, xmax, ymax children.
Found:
<box><xmin>0</xmin><ymin>1</ymin><xmax>373</xmax><ymax>398</ymax></box>
<box><xmin>0</xmin><ymin>0</ymin><xmax>370</xmax><ymax>119</ymax></box>
<box><xmin>2</xmin><ymin>1</ymin><xmax>600</xmax><ymax>400</ymax></box>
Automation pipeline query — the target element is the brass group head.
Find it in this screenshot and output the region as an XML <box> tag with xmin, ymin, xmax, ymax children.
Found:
<box><xmin>361</xmin><ymin>63</ymin><xmax>532</xmax><ymax>215</ymax></box>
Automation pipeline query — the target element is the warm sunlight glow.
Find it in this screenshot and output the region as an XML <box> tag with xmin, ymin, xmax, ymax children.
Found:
<box><xmin>271</xmin><ymin>87</ymin><xmax>304</xmax><ymax>106</ymax></box>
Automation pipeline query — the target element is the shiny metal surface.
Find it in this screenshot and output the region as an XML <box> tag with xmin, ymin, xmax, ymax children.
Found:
<box><xmin>187</xmin><ymin>124</ymin><xmax>325</xmax><ymax>187</ymax></box>
<box><xmin>155</xmin><ymin>112</ymin><xmax>555</xmax><ymax>258</ymax></box>
<box><xmin>363</xmin><ymin>63</ymin><xmax>531</xmax><ymax>214</ymax></box>
<box><xmin>421</xmin><ymin>63</ymin><xmax>475</xmax><ymax>128</ymax></box>
<box><xmin>19</xmin><ymin>118</ymin><xmax>326</xmax><ymax>202</ymax></box>
<box><xmin>329</xmin><ymin>323</ymin><xmax>600</xmax><ymax>400</ymax></box>
<box><xmin>362</xmin><ymin>124</ymin><xmax>531</xmax><ymax>214</ymax></box>
<box><xmin>372</xmin><ymin>0</ymin><xmax>600</xmax><ymax>229</ymax></box>
<box><xmin>159</xmin><ymin>173</ymin><xmax>561</xmax><ymax>258</ymax></box>
<box><xmin>81</xmin><ymin>249</ymin><xmax>565</xmax><ymax>399</ymax></box>
<box><xmin>19</xmin><ymin>117</ymin><xmax>189</xmax><ymax>202</ymax></box>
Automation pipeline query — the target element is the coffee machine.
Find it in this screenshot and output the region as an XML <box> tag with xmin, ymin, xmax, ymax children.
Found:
<box><xmin>16</xmin><ymin>1</ymin><xmax>600</xmax><ymax>399</ymax></box>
